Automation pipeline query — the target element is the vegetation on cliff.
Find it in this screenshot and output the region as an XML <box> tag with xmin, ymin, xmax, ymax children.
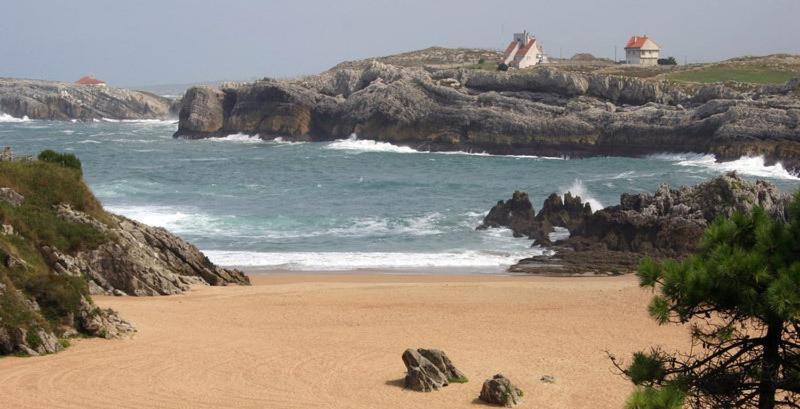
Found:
<box><xmin>0</xmin><ymin>150</ymin><xmax>248</xmax><ymax>356</ymax></box>
<box><xmin>0</xmin><ymin>156</ymin><xmax>109</xmax><ymax>355</ymax></box>
<box><xmin>613</xmin><ymin>193</ymin><xmax>800</xmax><ymax>408</ymax></box>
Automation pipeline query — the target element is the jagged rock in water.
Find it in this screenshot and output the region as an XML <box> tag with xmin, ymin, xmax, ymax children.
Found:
<box><xmin>52</xmin><ymin>204</ymin><xmax>250</xmax><ymax>296</ymax></box>
<box><xmin>477</xmin><ymin>191</ymin><xmax>554</xmax><ymax>244</ymax></box>
<box><xmin>570</xmin><ymin>172</ymin><xmax>790</xmax><ymax>256</ymax></box>
<box><xmin>479</xmin><ymin>374</ymin><xmax>524</xmax><ymax>407</ymax></box>
<box><xmin>402</xmin><ymin>348</ymin><xmax>450</xmax><ymax>392</ymax></box>
<box><xmin>0</xmin><ymin>187</ymin><xmax>24</xmax><ymax>207</ymax></box>
<box><xmin>536</xmin><ymin>192</ymin><xmax>592</xmax><ymax>231</ymax></box>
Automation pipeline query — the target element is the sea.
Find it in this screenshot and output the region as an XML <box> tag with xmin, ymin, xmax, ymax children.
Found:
<box><xmin>2</xmin><ymin>114</ymin><xmax>799</xmax><ymax>272</ymax></box>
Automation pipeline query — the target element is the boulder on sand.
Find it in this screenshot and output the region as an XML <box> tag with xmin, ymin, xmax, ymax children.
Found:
<box><xmin>402</xmin><ymin>348</ymin><xmax>466</xmax><ymax>391</ymax></box>
<box><xmin>479</xmin><ymin>373</ymin><xmax>524</xmax><ymax>407</ymax></box>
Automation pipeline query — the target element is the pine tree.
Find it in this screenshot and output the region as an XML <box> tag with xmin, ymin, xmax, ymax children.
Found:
<box><xmin>612</xmin><ymin>192</ymin><xmax>800</xmax><ymax>409</ymax></box>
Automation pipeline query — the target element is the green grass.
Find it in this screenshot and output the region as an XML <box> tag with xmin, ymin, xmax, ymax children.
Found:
<box><xmin>668</xmin><ymin>67</ymin><xmax>800</xmax><ymax>84</ymax></box>
<box><xmin>462</xmin><ymin>61</ymin><xmax>502</xmax><ymax>71</ymax></box>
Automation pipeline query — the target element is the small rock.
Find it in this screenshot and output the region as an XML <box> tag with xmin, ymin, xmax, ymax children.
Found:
<box><xmin>418</xmin><ymin>348</ymin><xmax>468</xmax><ymax>383</ymax></box>
<box><xmin>0</xmin><ymin>187</ymin><xmax>24</xmax><ymax>207</ymax></box>
<box><xmin>112</xmin><ymin>289</ymin><xmax>126</xmax><ymax>296</ymax></box>
<box><xmin>479</xmin><ymin>373</ymin><xmax>523</xmax><ymax>407</ymax></box>
<box><xmin>540</xmin><ymin>374</ymin><xmax>556</xmax><ymax>383</ymax></box>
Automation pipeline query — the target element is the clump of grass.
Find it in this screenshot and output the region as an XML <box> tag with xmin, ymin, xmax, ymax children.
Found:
<box><xmin>448</xmin><ymin>375</ymin><xmax>469</xmax><ymax>384</ymax></box>
<box><xmin>37</xmin><ymin>150</ymin><xmax>82</xmax><ymax>172</ymax></box>
<box><xmin>668</xmin><ymin>67</ymin><xmax>799</xmax><ymax>85</ymax></box>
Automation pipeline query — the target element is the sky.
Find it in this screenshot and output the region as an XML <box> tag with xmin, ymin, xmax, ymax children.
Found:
<box><xmin>2</xmin><ymin>0</ymin><xmax>799</xmax><ymax>86</ymax></box>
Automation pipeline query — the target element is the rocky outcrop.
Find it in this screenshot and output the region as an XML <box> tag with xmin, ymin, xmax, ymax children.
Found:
<box><xmin>0</xmin><ymin>187</ymin><xmax>24</xmax><ymax>207</ymax></box>
<box><xmin>0</xmin><ymin>78</ymin><xmax>177</xmax><ymax>121</ymax></box>
<box><xmin>174</xmin><ymin>58</ymin><xmax>800</xmax><ymax>172</ymax></box>
<box><xmin>52</xmin><ymin>204</ymin><xmax>249</xmax><ymax>296</ymax></box>
<box><xmin>537</xmin><ymin>192</ymin><xmax>592</xmax><ymax>231</ymax></box>
<box><xmin>402</xmin><ymin>348</ymin><xmax>466</xmax><ymax>391</ymax></box>
<box><xmin>479</xmin><ymin>374</ymin><xmax>524</xmax><ymax>407</ymax></box>
<box><xmin>569</xmin><ymin>172</ymin><xmax>789</xmax><ymax>256</ymax></box>
<box><xmin>477</xmin><ymin>190</ymin><xmax>592</xmax><ymax>245</ymax></box>
<box><xmin>504</xmin><ymin>173</ymin><xmax>791</xmax><ymax>275</ymax></box>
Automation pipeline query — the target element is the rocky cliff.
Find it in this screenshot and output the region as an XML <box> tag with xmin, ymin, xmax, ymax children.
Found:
<box><xmin>0</xmin><ymin>78</ymin><xmax>178</xmax><ymax>121</ymax></box>
<box><xmin>0</xmin><ymin>149</ymin><xmax>248</xmax><ymax>356</ymax></box>
<box><xmin>483</xmin><ymin>173</ymin><xmax>792</xmax><ymax>275</ymax></box>
<box><xmin>174</xmin><ymin>58</ymin><xmax>800</xmax><ymax>172</ymax></box>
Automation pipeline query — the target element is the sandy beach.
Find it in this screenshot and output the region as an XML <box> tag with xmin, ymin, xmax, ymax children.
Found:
<box><xmin>0</xmin><ymin>273</ymin><xmax>689</xmax><ymax>409</ymax></box>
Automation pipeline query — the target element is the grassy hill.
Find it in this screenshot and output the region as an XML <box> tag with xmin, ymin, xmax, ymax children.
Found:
<box><xmin>0</xmin><ymin>152</ymin><xmax>111</xmax><ymax>355</ymax></box>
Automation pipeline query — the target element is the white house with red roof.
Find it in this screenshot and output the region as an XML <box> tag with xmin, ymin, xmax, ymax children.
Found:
<box><xmin>624</xmin><ymin>35</ymin><xmax>660</xmax><ymax>66</ymax></box>
<box><xmin>501</xmin><ymin>31</ymin><xmax>546</xmax><ymax>69</ymax></box>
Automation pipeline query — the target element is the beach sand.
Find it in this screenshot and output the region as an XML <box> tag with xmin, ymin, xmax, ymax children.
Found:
<box><xmin>0</xmin><ymin>273</ymin><xmax>689</xmax><ymax>409</ymax></box>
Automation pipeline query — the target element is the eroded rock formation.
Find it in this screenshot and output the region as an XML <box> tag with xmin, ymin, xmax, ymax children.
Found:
<box><xmin>0</xmin><ymin>78</ymin><xmax>178</xmax><ymax>121</ymax></box>
<box><xmin>52</xmin><ymin>204</ymin><xmax>250</xmax><ymax>296</ymax></box>
<box><xmin>402</xmin><ymin>348</ymin><xmax>465</xmax><ymax>391</ymax></box>
<box><xmin>499</xmin><ymin>173</ymin><xmax>792</xmax><ymax>275</ymax></box>
<box><xmin>479</xmin><ymin>374</ymin><xmax>524</xmax><ymax>407</ymax></box>
<box><xmin>174</xmin><ymin>59</ymin><xmax>800</xmax><ymax>172</ymax></box>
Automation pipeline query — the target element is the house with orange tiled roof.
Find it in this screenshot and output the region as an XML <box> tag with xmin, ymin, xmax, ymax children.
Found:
<box><xmin>501</xmin><ymin>31</ymin><xmax>546</xmax><ymax>69</ymax></box>
<box><xmin>75</xmin><ymin>75</ymin><xmax>107</xmax><ymax>86</ymax></box>
<box><xmin>624</xmin><ymin>35</ymin><xmax>660</xmax><ymax>66</ymax></box>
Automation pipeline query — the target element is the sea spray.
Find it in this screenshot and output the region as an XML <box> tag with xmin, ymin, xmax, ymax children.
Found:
<box><xmin>560</xmin><ymin>179</ymin><xmax>604</xmax><ymax>211</ymax></box>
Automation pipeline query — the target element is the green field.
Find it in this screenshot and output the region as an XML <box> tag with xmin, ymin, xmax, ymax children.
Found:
<box><xmin>668</xmin><ymin>67</ymin><xmax>800</xmax><ymax>84</ymax></box>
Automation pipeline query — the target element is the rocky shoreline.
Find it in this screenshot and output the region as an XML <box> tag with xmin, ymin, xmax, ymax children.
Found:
<box><xmin>174</xmin><ymin>58</ymin><xmax>800</xmax><ymax>172</ymax></box>
<box><xmin>478</xmin><ymin>172</ymin><xmax>791</xmax><ymax>275</ymax></box>
<box><xmin>0</xmin><ymin>149</ymin><xmax>247</xmax><ymax>356</ymax></box>
<box><xmin>0</xmin><ymin>78</ymin><xmax>178</xmax><ymax>121</ymax></box>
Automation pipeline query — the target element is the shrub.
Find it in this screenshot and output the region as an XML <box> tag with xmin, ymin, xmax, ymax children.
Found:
<box><xmin>37</xmin><ymin>150</ymin><xmax>82</xmax><ymax>172</ymax></box>
<box><xmin>497</xmin><ymin>63</ymin><xmax>509</xmax><ymax>72</ymax></box>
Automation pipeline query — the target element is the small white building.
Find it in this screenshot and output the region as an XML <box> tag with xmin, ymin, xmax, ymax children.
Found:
<box><xmin>502</xmin><ymin>31</ymin><xmax>546</xmax><ymax>69</ymax></box>
<box><xmin>624</xmin><ymin>35</ymin><xmax>660</xmax><ymax>66</ymax></box>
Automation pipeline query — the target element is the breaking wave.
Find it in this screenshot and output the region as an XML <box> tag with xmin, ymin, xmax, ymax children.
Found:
<box><xmin>0</xmin><ymin>113</ymin><xmax>30</xmax><ymax>122</ymax></box>
<box><xmin>207</xmin><ymin>133</ymin><xmax>264</xmax><ymax>144</ymax></box>
<box><xmin>326</xmin><ymin>135</ymin><xmax>562</xmax><ymax>159</ymax></box>
<box><xmin>202</xmin><ymin>249</ymin><xmax>542</xmax><ymax>271</ymax></box>
<box><xmin>326</xmin><ymin>135</ymin><xmax>418</xmax><ymax>154</ymax></box>
<box><xmin>648</xmin><ymin>153</ymin><xmax>799</xmax><ymax>181</ymax></box>
<box><xmin>560</xmin><ymin>179</ymin><xmax>604</xmax><ymax>211</ymax></box>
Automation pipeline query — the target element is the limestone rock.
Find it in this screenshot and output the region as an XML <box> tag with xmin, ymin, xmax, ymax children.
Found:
<box><xmin>0</xmin><ymin>187</ymin><xmax>24</xmax><ymax>206</ymax></box>
<box><xmin>0</xmin><ymin>78</ymin><xmax>174</xmax><ymax>121</ymax></box>
<box><xmin>174</xmin><ymin>60</ymin><xmax>800</xmax><ymax>173</ymax></box>
<box><xmin>418</xmin><ymin>348</ymin><xmax>467</xmax><ymax>383</ymax></box>
<box><xmin>536</xmin><ymin>192</ymin><xmax>592</xmax><ymax>231</ymax></box>
<box><xmin>477</xmin><ymin>191</ymin><xmax>554</xmax><ymax>244</ymax></box>
<box><xmin>76</xmin><ymin>298</ymin><xmax>136</xmax><ymax>339</ymax></box>
<box><xmin>402</xmin><ymin>348</ymin><xmax>464</xmax><ymax>392</ymax></box>
<box><xmin>479</xmin><ymin>374</ymin><xmax>523</xmax><ymax>407</ymax></box>
<box><xmin>54</xmin><ymin>204</ymin><xmax>250</xmax><ymax>296</ymax></box>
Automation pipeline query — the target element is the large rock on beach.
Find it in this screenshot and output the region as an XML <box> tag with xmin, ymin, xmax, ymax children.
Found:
<box><xmin>479</xmin><ymin>374</ymin><xmax>524</xmax><ymax>407</ymax></box>
<box><xmin>402</xmin><ymin>348</ymin><xmax>466</xmax><ymax>391</ymax></box>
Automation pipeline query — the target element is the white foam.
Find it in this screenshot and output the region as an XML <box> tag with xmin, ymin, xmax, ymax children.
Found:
<box><xmin>208</xmin><ymin>133</ymin><xmax>264</xmax><ymax>144</ymax></box>
<box><xmin>560</xmin><ymin>179</ymin><xmax>604</xmax><ymax>211</ymax></box>
<box><xmin>105</xmin><ymin>205</ymin><xmax>224</xmax><ymax>236</ymax></box>
<box><xmin>100</xmin><ymin>118</ymin><xmax>177</xmax><ymax>125</ymax></box>
<box><xmin>271</xmin><ymin>137</ymin><xmax>306</xmax><ymax>145</ymax></box>
<box><xmin>202</xmin><ymin>249</ymin><xmax>541</xmax><ymax>270</ymax></box>
<box><xmin>0</xmin><ymin>113</ymin><xmax>30</xmax><ymax>122</ymax></box>
<box><xmin>326</xmin><ymin>135</ymin><xmax>418</xmax><ymax>154</ymax></box>
<box><xmin>326</xmin><ymin>135</ymin><xmax>562</xmax><ymax>159</ymax></box>
<box><xmin>648</xmin><ymin>153</ymin><xmax>799</xmax><ymax>181</ymax></box>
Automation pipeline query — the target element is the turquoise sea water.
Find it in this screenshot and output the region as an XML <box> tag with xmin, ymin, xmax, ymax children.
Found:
<box><xmin>2</xmin><ymin>116</ymin><xmax>799</xmax><ymax>271</ymax></box>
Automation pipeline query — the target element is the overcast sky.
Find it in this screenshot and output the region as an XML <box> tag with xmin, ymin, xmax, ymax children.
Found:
<box><xmin>2</xmin><ymin>0</ymin><xmax>798</xmax><ymax>86</ymax></box>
